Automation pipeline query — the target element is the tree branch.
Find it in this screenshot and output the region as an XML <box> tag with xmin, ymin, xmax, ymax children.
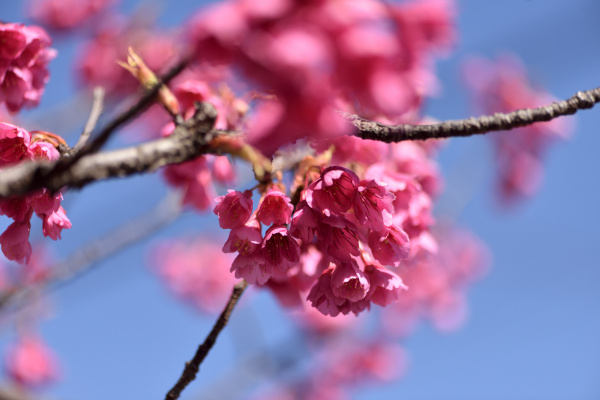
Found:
<box><xmin>344</xmin><ymin>87</ymin><xmax>600</xmax><ymax>143</ymax></box>
<box><xmin>165</xmin><ymin>279</ymin><xmax>249</xmax><ymax>400</ymax></box>
<box><xmin>62</xmin><ymin>56</ymin><xmax>190</xmax><ymax>164</ymax></box>
<box><xmin>0</xmin><ymin>102</ymin><xmax>217</xmax><ymax>197</ymax></box>
<box><xmin>1</xmin><ymin>86</ymin><xmax>599</xmax><ymax>199</ymax></box>
<box><xmin>72</xmin><ymin>86</ymin><xmax>106</xmax><ymax>153</ymax></box>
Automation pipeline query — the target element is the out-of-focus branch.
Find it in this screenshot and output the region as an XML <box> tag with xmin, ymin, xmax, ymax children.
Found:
<box><xmin>72</xmin><ymin>87</ymin><xmax>106</xmax><ymax>153</ymax></box>
<box><xmin>165</xmin><ymin>279</ymin><xmax>249</xmax><ymax>400</ymax></box>
<box><xmin>0</xmin><ymin>191</ymin><xmax>183</xmax><ymax>314</ymax></box>
<box><xmin>345</xmin><ymin>87</ymin><xmax>600</xmax><ymax>143</ymax></box>
<box><xmin>0</xmin><ymin>102</ymin><xmax>217</xmax><ymax>198</ymax></box>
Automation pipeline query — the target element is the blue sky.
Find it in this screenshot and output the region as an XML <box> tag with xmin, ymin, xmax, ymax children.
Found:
<box><xmin>1</xmin><ymin>1</ymin><xmax>599</xmax><ymax>399</ymax></box>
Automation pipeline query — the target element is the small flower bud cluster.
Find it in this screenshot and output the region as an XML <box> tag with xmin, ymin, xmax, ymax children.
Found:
<box><xmin>0</xmin><ymin>23</ymin><xmax>56</xmax><ymax>113</ymax></box>
<box><xmin>0</xmin><ymin>123</ymin><xmax>71</xmax><ymax>264</ymax></box>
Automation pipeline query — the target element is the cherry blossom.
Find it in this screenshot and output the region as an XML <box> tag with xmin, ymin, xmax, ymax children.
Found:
<box><xmin>0</xmin><ymin>23</ymin><xmax>55</xmax><ymax>113</ymax></box>
<box><xmin>4</xmin><ymin>335</ymin><xmax>60</xmax><ymax>388</ymax></box>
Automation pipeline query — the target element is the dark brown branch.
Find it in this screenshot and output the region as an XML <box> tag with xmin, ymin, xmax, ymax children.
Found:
<box><xmin>0</xmin><ymin>102</ymin><xmax>217</xmax><ymax>197</ymax></box>
<box><xmin>61</xmin><ymin>56</ymin><xmax>190</xmax><ymax>166</ymax></box>
<box><xmin>1</xmin><ymin>86</ymin><xmax>599</xmax><ymax>198</ymax></box>
<box><xmin>72</xmin><ymin>86</ymin><xmax>106</xmax><ymax>153</ymax></box>
<box><xmin>0</xmin><ymin>56</ymin><xmax>191</xmax><ymax>199</ymax></box>
<box><xmin>344</xmin><ymin>87</ymin><xmax>600</xmax><ymax>142</ymax></box>
<box><xmin>165</xmin><ymin>279</ymin><xmax>249</xmax><ymax>400</ymax></box>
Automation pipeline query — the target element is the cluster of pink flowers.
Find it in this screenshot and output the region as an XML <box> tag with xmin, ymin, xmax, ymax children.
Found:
<box><xmin>0</xmin><ymin>123</ymin><xmax>71</xmax><ymax>264</ymax></box>
<box><xmin>188</xmin><ymin>0</ymin><xmax>456</xmax><ymax>156</ymax></box>
<box><xmin>463</xmin><ymin>55</ymin><xmax>572</xmax><ymax>204</ymax></box>
<box><xmin>382</xmin><ymin>227</ymin><xmax>490</xmax><ymax>336</ymax></box>
<box><xmin>212</xmin><ymin>151</ymin><xmax>439</xmax><ymax>317</ymax></box>
<box><xmin>252</xmin><ymin>338</ymin><xmax>405</xmax><ymax>400</ymax></box>
<box><xmin>28</xmin><ymin>0</ymin><xmax>114</xmax><ymax>31</ymax></box>
<box><xmin>150</xmin><ymin>238</ymin><xmax>239</xmax><ymax>314</ymax></box>
<box><xmin>162</xmin><ymin>71</ymin><xmax>246</xmax><ymax>211</ymax></box>
<box><xmin>0</xmin><ymin>23</ymin><xmax>56</xmax><ymax>113</ymax></box>
<box><xmin>77</xmin><ymin>15</ymin><xmax>179</xmax><ymax>96</ymax></box>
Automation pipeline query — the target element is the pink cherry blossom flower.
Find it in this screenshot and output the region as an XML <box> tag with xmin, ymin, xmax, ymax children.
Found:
<box><xmin>365</xmin><ymin>263</ymin><xmax>407</xmax><ymax>307</ymax></box>
<box><xmin>256</xmin><ymin>189</ymin><xmax>293</xmax><ymax>226</ymax></box>
<box><xmin>290</xmin><ymin>201</ymin><xmax>319</xmax><ymax>244</ymax></box>
<box><xmin>353</xmin><ymin>179</ymin><xmax>395</xmax><ymax>232</ymax></box>
<box><xmin>306</xmin><ymin>266</ymin><xmax>342</xmax><ymax>317</ymax></box>
<box><xmin>307</xmin><ymin>266</ymin><xmax>371</xmax><ymax>317</ymax></box>
<box><xmin>231</xmin><ymin>250</ymin><xmax>272</xmax><ymax>285</ymax></box>
<box><xmin>29</xmin><ymin>140</ymin><xmax>60</xmax><ymax>161</ymax></box>
<box><xmin>0</xmin><ymin>220</ymin><xmax>32</xmax><ymax>264</ymax></box>
<box><xmin>0</xmin><ymin>23</ymin><xmax>55</xmax><ymax>113</ymax></box>
<box><xmin>262</xmin><ymin>225</ymin><xmax>301</xmax><ymax>272</ymax></box>
<box><xmin>164</xmin><ymin>157</ymin><xmax>216</xmax><ymax>211</ymax></box>
<box><xmin>463</xmin><ymin>54</ymin><xmax>572</xmax><ymax>205</ymax></box>
<box><xmin>317</xmin><ymin>216</ymin><xmax>360</xmax><ymax>262</ymax></box>
<box><xmin>331</xmin><ymin>260</ymin><xmax>370</xmax><ymax>302</ymax></box>
<box><xmin>222</xmin><ymin>219</ymin><xmax>262</xmax><ymax>255</ymax></box>
<box><xmin>311</xmin><ymin>135</ymin><xmax>389</xmax><ymax>165</ymax></box>
<box><xmin>77</xmin><ymin>16</ymin><xmax>178</xmax><ymax>96</ymax></box>
<box><xmin>5</xmin><ymin>335</ymin><xmax>60</xmax><ymax>388</ymax></box>
<box><xmin>0</xmin><ymin>122</ymin><xmax>31</xmax><ymax>166</ymax></box>
<box><xmin>211</xmin><ymin>155</ymin><xmax>237</xmax><ymax>185</ymax></box>
<box><xmin>306</xmin><ymin>166</ymin><xmax>359</xmax><ymax>217</ymax></box>
<box><xmin>213</xmin><ymin>189</ymin><xmax>253</xmax><ymax>229</ymax></box>
<box><xmin>0</xmin><ymin>197</ymin><xmax>30</xmax><ymax>223</ymax></box>
<box><xmin>30</xmin><ymin>189</ymin><xmax>61</xmax><ymax>216</ymax></box>
<box><xmin>42</xmin><ymin>206</ymin><xmax>71</xmax><ymax>240</ymax></box>
<box><xmin>368</xmin><ymin>226</ymin><xmax>410</xmax><ymax>267</ymax></box>
<box><xmin>152</xmin><ymin>239</ymin><xmax>238</xmax><ymax>313</ymax></box>
<box><xmin>28</xmin><ymin>0</ymin><xmax>114</xmax><ymax>31</ymax></box>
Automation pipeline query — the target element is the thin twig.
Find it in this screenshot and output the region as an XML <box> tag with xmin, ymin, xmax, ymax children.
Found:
<box><xmin>165</xmin><ymin>280</ymin><xmax>249</xmax><ymax>400</ymax></box>
<box><xmin>344</xmin><ymin>87</ymin><xmax>600</xmax><ymax>142</ymax></box>
<box><xmin>76</xmin><ymin>57</ymin><xmax>189</xmax><ymax>155</ymax></box>
<box><xmin>0</xmin><ymin>191</ymin><xmax>183</xmax><ymax>313</ymax></box>
<box><xmin>72</xmin><ymin>87</ymin><xmax>106</xmax><ymax>153</ymax></box>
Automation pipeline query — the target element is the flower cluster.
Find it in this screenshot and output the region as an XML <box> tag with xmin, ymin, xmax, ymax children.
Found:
<box><xmin>161</xmin><ymin>72</ymin><xmax>246</xmax><ymax>211</ymax></box>
<box><xmin>214</xmin><ymin>188</ymin><xmax>301</xmax><ymax>286</ymax></box>
<box><xmin>188</xmin><ymin>0</ymin><xmax>456</xmax><ymax>156</ymax></box>
<box><xmin>382</xmin><ymin>227</ymin><xmax>490</xmax><ymax>336</ymax></box>
<box><xmin>213</xmin><ymin>158</ymin><xmax>436</xmax><ymax>317</ymax></box>
<box><xmin>0</xmin><ymin>23</ymin><xmax>56</xmax><ymax>113</ymax></box>
<box><xmin>0</xmin><ymin>123</ymin><xmax>71</xmax><ymax>264</ymax></box>
<box><xmin>463</xmin><ymin>55</ymin><xmax>573</xmax><ymax>204</ymax></box>
<box><xmin>251</xmin><ymin>337</ymin><xmax>405</xmax><ymax>400</ymax></box>
<box><xmin>77</xmin><ymin>15</ymin><xmax>179</xmax><ymax>96</ymax></box>
<box><xmin>4</xmin><ymin>334</ymin><xmax>60</xmax><ymax>389</ymax></box>
<box><xmin>150</xmin><ymin>238</ymin><xmax>239</xmax><ymax>314</ymax></box>
<box><xmin>28</xmin><ymin>0</ymin><xmax>114</xmax><ymax>31</ymax></box>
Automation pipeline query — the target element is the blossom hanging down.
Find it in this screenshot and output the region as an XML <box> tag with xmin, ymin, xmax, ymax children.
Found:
<box><xmin>0</xmin><ymin>23</ymin><xmax>56</xmax><ymax>113</ymax></box>
<box><xmin>0</xmin><ymin>123</ymin><xmax>71</xmax><ymax>264</ymax></box>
